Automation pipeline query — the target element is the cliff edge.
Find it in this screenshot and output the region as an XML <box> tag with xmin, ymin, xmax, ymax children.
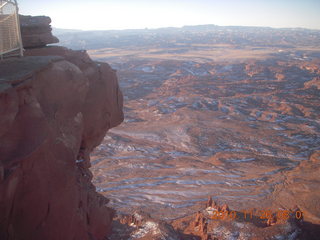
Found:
<box><xmin>0</xmin><ymin>16</ymin><xmax>123</xmax><ymax>240</ymax></box>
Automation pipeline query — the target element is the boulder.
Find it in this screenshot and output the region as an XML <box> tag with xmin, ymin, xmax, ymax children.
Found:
<box><xmin>19</xmin><ymin>15</ymin><xmax>59</xmax><ymax>48</ymax></box>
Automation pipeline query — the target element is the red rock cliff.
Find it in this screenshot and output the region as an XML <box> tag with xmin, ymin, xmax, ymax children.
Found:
<box><xmin>0</xmin><ymin>34</ymin><xmax>123</xmax><ymax>239</ymax></box>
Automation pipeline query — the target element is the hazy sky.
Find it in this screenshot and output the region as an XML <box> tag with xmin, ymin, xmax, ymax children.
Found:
<box><xmin>18</xmin><ymin>0</ymin><xmax>320</xmax><ymax>30</ymax></box>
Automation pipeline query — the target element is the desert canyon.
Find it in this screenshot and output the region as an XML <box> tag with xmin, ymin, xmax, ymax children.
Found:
<box><xmin>0</xmin><ymin>15</ymin><xmax>319</xmax><ymax>240</ymax></box>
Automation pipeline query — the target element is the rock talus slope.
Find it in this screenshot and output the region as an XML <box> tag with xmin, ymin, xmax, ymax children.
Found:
<box><xmin>0</xmin><ymin>45</ymin><xmax>123</xmax><ymax>239</ymax></box>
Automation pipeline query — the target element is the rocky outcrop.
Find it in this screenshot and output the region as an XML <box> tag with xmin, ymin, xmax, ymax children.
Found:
<box><xmin>171</xmin><ymin>198</ymin><xmax>303</xmax><ymax>240</ymax></box>
<box><xmin>110</xmin><ymin>211</ymin><xmax>180</xmax><ymax>240</ymax></box>
<box><xmin>20</xmin><ymin>15</ymin><xmax>59</xmax><ymax>48</ymax></box>
<box><xmin>0</xmin><ymin>46</ymin><xmax>123</xmax><ymax>239</ymax></box>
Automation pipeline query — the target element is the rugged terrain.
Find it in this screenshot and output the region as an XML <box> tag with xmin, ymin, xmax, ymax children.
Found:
<box><xmin>1</xmin><ymin>18</ymin><xmax>319</xmax><ymax>239</ymax></box>
<box><xmin>55</xmin><ymin>25</ymin><xmax>320</xmax><ymax>239</ymax></box>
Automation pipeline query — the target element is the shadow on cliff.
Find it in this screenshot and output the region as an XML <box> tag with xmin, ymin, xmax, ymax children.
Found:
<box><xmin>0</xmin><ymin>15</ymin><xmax>124</xmax><ymax>240</ymax></box>
<box><xmin>300</xmin><ymin>221</ymin><xmax>320</xmax><ymax>240</ymax></box>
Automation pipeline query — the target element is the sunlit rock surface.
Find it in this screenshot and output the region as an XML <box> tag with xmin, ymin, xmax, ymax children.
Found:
<box><xmin>86</xmin><ymin>33</ymin><xmax>320</xmax><ymax>239</ymax></box>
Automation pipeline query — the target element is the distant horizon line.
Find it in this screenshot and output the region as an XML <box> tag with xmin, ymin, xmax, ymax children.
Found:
<box><xmin>52</xmin><ymin>23</ymin><xmax>320</xmax><ymax>32</ymax></box>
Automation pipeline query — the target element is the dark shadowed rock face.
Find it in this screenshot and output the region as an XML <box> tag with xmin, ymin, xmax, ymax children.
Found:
<box><xmin>20</xmin><ymin>15</ymin><xmax>59</xmax><ymax>48</ymax></box>
<box><xmin>0</xmin><ymin>47</ymin><xmax>123</xmax><ymax>240</ymax></box>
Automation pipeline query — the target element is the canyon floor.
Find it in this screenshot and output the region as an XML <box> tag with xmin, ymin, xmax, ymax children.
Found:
<box><xmin>66</xmin><ymin>27</ymin><xmax>320</xmax><ymax>239</ymax></box>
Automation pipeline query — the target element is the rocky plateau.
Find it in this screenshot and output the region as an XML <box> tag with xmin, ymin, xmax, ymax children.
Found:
<box><xmin>1</xmin><ymin>14</ymin><xmax>320</xmax><ymax>240</ymax></box>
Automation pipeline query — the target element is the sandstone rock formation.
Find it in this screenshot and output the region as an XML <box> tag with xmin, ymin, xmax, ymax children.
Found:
<box><xmin>0</xmin><ymin>45</ymin><xmax>123</xmax><ymax>239</ymax></box>
<box><xmin>111</xmin><ymin>211</ymin><xmax>181</xmax><ymax>240</ymax></box>
<box><xmin>172</xmin><ymin>199</ymin><xmax>302</xmax><ymax>240</ymax></box>
<box><xmin>20</xmin><ymin>15</ymin><xmax>59</xmax><ymax>48</ymax></box>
